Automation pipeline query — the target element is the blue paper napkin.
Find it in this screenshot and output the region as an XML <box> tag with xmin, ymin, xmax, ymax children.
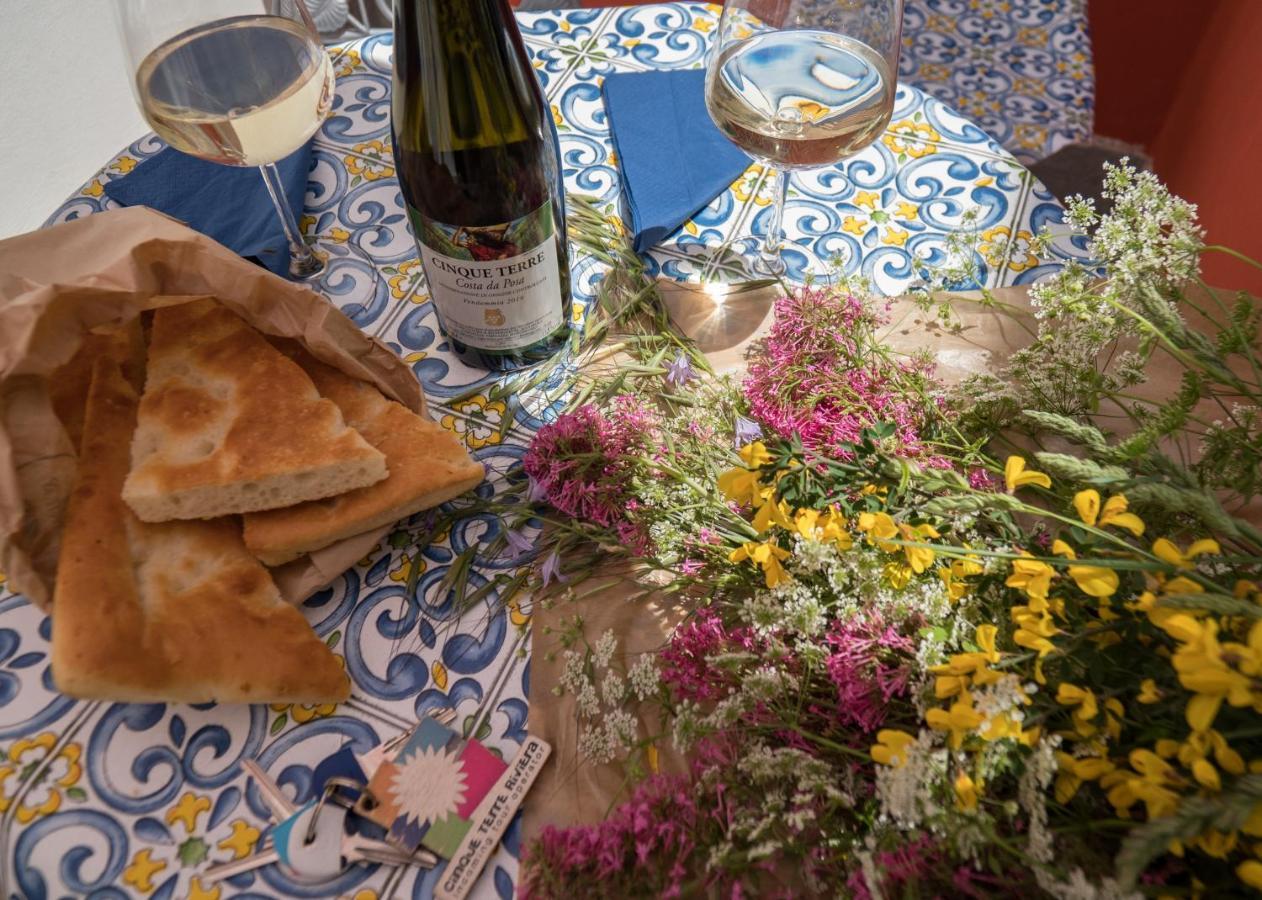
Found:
<box><xmin>602</xmin><ymin>70</ymin><xmax>751</xmax><ymax>253</ymax></box>
<box><xmin>103</xmin><ymin>142</ymin><xmax>313</xmax><ymax>277</ymax></box>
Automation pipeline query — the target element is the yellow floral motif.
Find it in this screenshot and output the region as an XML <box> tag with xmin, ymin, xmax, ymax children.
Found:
<box><xmin>441</xmin><ymin>395</ymin><xmax>507</xmax><ymax>449</ymax></box>
<box><xmin>841</xmin><ymin>216</ymin><xmax>866</xmax><ymax>237</ymax></box>
<box><xmin>733</xmin><ymin>164</ymin><xmax>778</xmax><ymax>206</ymax></box>
<box><xmin>694</xmin><ymin>17</ymin><xmax>716</xmax><ymax>33</ymax></box>
<box><xmin>0</xmin><ymin>732</ymin><xmax>83</xmax><ymax>823</ymax></box>
<box><xmin>187</xmin><ymin>876</ymin><xmax>221</xmax><ymax>900</ymax></box>
<box><xmin>328</xmin><ymin>227</ymin><xmax>351</xmax><ymax>244</ymax></box>
<box><xmin>332</xmin><ymin>48</ymin><xmax>363</xmax><ymax>78</ymax></box>
<box><xmin>167</xmin><ymin>792</ymin><xmax>212</xmax><ymax>833</ymax></box>
<box><xmin>271</xmin><ymin>696</ymin><xmax>339</xmax><ymax>724</ymax></box>
<box><xmin>345</xmin><ymin>139</ymin><xmax>394</xmax><ymax>181</ymax></box>
<box><xmin>853</xmin><ymin>190</ymin><xmax>880</xmax><ymax>210</ymax></box>
<box><xmin>978</xmin><ymin>226</ymin><xmax>1039</xmax><ymax>272</ymax></box>
<box><xmin>551</xmin><ymin>104</ymin><xmax>564</xmax><ymax>127</ymax></box>
<box><xmin>111</xmin><ymin>156</ymin><xmax>138</xmax><ymax>174</ymax></box>
<box><xmin>390</xmin><ymin>552</ymin><xmax>425</xmax><ymax>584</ymax></box>
<box><xmin>432</xmin><ymin>660</ymin><xmax>449</xmax><ymax>690</ymax></box>
<box><xmin>123</xmin><ymin>848</ymin><xmax>167</xmax><ymax>894</ymax></box>
<box><xmin>892</xmin><ymin>201</ymin><xmax>919</xmax><ymax>221</ymax></box>
<box><xmin>82</xmin><ymin>179</ymin><xmax>105</xmax><ymax>198</ymax></box>
<box><xmin>388</xmin><ymin>259</ymin><xmax>424</xmax><ymax>300</ymax></box>
<box><xmin>882</xmin><ymin>120</ymin><xmax>941</xmax><ymax>159</ymax></box>
<box><xmin>216</xmin><ymin>820</ymin><xmax>261</xmax><ymax>860</ymax></box>
<box><xmin>882</xmin><ymin>226</ymin><xmax>910</xmax><ymax>248</ymax></box>
<box><xmin>916</xmin><ymin>63</ymin><xmax>952</xmax><ymax>83</ymax></box>
<box><xmin>841</xmin><ymin>192</ymin><xmax>920</xmax><ymax>246</ymax></box>
<box><xmin>353</xmin><ymin>890</ymin><xmax>380</xmax><ymax>900</ymax></box>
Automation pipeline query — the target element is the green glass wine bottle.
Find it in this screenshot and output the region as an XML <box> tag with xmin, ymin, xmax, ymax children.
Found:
<box><xmin>391</xmin><ymin>0</ymin><xmax>572</xmax><ymax>371</ymax></box>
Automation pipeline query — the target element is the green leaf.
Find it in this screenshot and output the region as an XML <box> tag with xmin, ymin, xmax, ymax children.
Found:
<box><xmin>270</xmin><ymin>714</ymin><xmax>287</xmax><ymax>735</ymax></box>
<box><xmin>325</xmin><ymin>630</ymin><xmax>342</xmax><ymax>648</ymax></box>
<box><xmin>65</xmin><ymin>787</ymin><xmax>88</xmax><ymax>802</ymax></box>
<box><xmin>388</xmin><ymin>530</ymin><xmax>411</xmax><ymax>550</ymax></box>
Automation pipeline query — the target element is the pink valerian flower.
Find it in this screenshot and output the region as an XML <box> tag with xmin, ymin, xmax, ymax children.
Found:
<box><xmin>523</xmin><ymin>398</ymin><xmax>656</xmax><ymax>553</ymax></box>
<box><xmin>522</xmin><ymin>737</ymin><xmax>814</xmax><ymax>899</ymax></box>
<box><xmin>742</xmin><ymin>286</ymin><xmax>943</xmax><ymax>461</ymax></box>
<box><xmin>694</xmin><ymin>527</ymin><xmax>721</xmax><ymax>545</ymax></box>
<box><xmin>967</xmin><ymin>467</ymin><xmax>1001</xmax><ymax>490</ymax></box>
<box><xmin>659</xmin><ymin>608</ymin><xmax>760</xmax><ymax>702</ymax></box>
<box><xmin>846</xmin><ymin>835</ymin><xmax>944</xmax><ymax>900</ymax></box>
<box><xmin>823</xmin><ymin>612</ymin><xmax>918</xmax><ymax>734</ymax></box>
<box><xmin>679</xmin><ymin>558</ymin><xmax>704</xmax><ymax>576</ymax></box>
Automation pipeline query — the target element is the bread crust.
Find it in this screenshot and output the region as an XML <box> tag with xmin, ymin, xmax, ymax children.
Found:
<box><xmin>51</xmin><ymin>358</ymin><xmax>350</xmax><ymax>703</ymax></box>
<box><xmin>122</xmin><ymin>299</ymin><xmax>386</xmax><ymax>521</ymax></box>
<box><xmin>242</xmin><ymin>343</ymin><xmax>485</xmax><ymax>566</ymax></box>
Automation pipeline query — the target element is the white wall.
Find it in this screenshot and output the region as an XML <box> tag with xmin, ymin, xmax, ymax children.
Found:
<box><xmin>0</xmin><ymin>0</ymin><xmax>146</xmax><ymax>238</ymax></box>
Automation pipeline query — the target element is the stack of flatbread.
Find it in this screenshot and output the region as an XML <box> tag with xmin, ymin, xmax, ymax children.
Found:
<box><xmin>50</xmin><ymin>299</ymin><xmax>485</xmax><ymax>704</ymax></box>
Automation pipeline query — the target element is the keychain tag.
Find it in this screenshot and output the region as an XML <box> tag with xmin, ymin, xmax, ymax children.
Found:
<box><xmin>436</xmin><ymin>736</ymin><xmax>552</xmax><ymax>900</ymax></box>
<box><xmin>357</xmin><ymin>716</ymin><xmax>507</xmax><ymax>855</ymax></box>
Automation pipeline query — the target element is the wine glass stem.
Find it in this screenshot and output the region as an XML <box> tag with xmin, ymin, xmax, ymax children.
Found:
<box><xmin>259</xmin><ymin>162</ymin><xmax>324</xmax><ymax>280</ymax></box>
<box><xmin>756</xmin><ymin>165</ymin><xmax>789</xmax><ymax>277</ymax></box>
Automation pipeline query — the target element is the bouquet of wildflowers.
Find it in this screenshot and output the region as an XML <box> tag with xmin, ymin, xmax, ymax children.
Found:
<box><xmin>512</xmin><ymin>166</ymin><xmax>1262</xmax><ymax>898</ymax></box>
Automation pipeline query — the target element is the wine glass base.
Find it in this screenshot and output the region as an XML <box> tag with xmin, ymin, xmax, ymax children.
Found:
<box><xmin>289</xmin><ymin>249</ymin><xmax>326</xmax><ymax>281</ymax></box>
<box><xmin>752</xmin><ymin>252</ymin><xmax>786</xmax><ymax>278</ymax></box>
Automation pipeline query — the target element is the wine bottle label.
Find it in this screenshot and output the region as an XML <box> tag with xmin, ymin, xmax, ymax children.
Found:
<box><xmin>411</xmin><ymin>202</ymin><xmax>564</xmax><ymax>352</ymax></box>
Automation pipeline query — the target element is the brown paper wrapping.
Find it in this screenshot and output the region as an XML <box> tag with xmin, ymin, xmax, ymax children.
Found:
<box><xmin>524</xmin><ymin>568</ymin><xmax>691</xmax><ymax>838</ymax></box>
<box><xmin>0</xmin><ymin>207</ymin><xmax>425</xmax><ymax>609</ymax></box>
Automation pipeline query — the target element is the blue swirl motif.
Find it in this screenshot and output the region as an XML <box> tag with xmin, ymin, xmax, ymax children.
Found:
<box><xmin>0</xmin><ymin>595</ymin><xmax>78</xmax><ymax>739</ymax></box>
<box><xmin>15</xmin><ymin>810</ymin><xmax>129</xmax><ymax>900</ymax></box>
<box><xmin>86</xmin><ymin>704</ymin><xmax>267</xmax><ymax>815</ymax></box>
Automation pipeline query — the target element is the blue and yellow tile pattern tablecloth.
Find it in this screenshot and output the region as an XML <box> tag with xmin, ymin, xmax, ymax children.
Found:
<box><xmin>14</xmin><ymin>4</ymin><xmax>1088</xmax><ymax>897</ymax></box>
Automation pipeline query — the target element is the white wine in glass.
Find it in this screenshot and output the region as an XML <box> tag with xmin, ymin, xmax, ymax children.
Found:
<box><xmin>115</xmin><ymin>1</ymin><xmax>334</xmax><ymax>279</ymax></box>
<box><xmin>705</xmin><ymin>0</ymin><xmax>903</xmax><ymax>276</ymax></box>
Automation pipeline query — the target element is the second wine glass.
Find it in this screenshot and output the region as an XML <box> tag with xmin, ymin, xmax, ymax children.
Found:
<box><xmin>705</xmin><ymin>0</ymin><xmax>904</xmax><ymax>277</ymax></box>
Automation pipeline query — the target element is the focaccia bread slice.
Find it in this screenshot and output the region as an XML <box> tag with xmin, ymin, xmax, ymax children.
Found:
<box><xmin>49</xmin><ymin>318</ymin><xmax>147</xmax><ymax>453</ymax></box>
<box><xmin>122</xmin><ymin>299</ymin><xmax>386</xmax><ymax>521</ymax></box>
<box><xmin>51</xmin><ymin>358</ymin><xmax>350</xmax><ymax>703</ymax></box>
<box><xmin>242</xmin><ymin>342</ymin><xmax>485</xmax><ymax>566</ymax></box>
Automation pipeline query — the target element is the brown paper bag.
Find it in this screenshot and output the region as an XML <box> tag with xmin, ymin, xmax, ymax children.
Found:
<box><xmin>0</xmin><ymin>206</ymin><xmax>425</xmax><ymax>609</ymax></box>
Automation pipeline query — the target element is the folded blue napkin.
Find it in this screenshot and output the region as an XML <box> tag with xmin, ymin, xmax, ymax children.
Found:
<box><xmin>602</xmin><ymin>70</ymin><xmax>751</xmax><ymax>253</ymax></box>
<box><xmin>103</xmin><ymin>142</ymin><xmax>313</xmax><ymax>277</ymax></box>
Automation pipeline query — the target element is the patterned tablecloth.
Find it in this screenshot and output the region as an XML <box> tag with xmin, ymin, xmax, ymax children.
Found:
<box><xmin>10</xmin><ymin>4</ymin><xmax>1084</xmax><ymax>898</ymax></box>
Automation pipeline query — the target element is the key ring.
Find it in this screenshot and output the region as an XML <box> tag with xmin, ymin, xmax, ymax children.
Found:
<box><xmin>304</xmin><ymin>776</ymin><xmax>368</xmax><ymax>844</ymax></box>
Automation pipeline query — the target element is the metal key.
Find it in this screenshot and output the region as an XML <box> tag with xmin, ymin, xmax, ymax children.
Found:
<box><xmin>242</xmin><ymin>758</ymin><xmax>297</xmax><ymax>822</ymax></box>
<box><xmin>203</xmin><ymin>767</ymin><xmax>436</xmax><ymax>884</ymax></box>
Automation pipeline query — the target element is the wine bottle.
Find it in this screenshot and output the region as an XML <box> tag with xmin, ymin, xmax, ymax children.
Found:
<box><xmin>391</xmin><ymin>0</ymin><xmax>572</xmax><ymax>371</ymax></box>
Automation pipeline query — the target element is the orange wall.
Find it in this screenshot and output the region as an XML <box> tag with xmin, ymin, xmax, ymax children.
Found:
<box><xmin>1149</xmin><ymin>2</ymin><xmax>1262</xmax><ymax>294</ymax></box>
<box><xmin>1089</xmin><ymin>0</ymin><xmax>1220</xmax><ymax>147</ymax></box>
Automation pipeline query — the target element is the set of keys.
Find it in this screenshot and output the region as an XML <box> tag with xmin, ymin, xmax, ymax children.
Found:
<box><xmin>204</xmin><ymin>636</ymin><xmax>536</xmax><ymax>890</ymax></box>
<box><xmin>202</xmin><ymin>711</ymin><xmax>456</xmax><ymax>885</ymax></box>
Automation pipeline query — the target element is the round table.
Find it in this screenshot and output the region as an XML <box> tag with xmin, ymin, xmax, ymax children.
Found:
<box><xmin>10</xmin><ymin>4</ymin><xmax>1087</xmax><ymax>897</ymax></box>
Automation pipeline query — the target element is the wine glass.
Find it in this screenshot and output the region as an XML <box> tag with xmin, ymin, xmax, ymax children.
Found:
<box><xmin>705</xmin><ymin>0</ymin><xmax>904</xmax><ymax>277</ymax></box>
<box><xmin>112</xmin><ymin>0</ymin><xmax>334</xmax><ymax>280</ymax></box>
